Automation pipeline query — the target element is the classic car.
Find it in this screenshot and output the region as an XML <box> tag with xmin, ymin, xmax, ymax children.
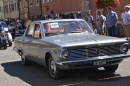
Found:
<box><xmin>13</xmin><ymin>19</ymin><xmax>130</xmax><ymax>79</ymax></box>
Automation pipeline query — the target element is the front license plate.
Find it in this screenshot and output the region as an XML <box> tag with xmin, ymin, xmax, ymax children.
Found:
<box><xmin>93</xmin><ymin>60</ymin><xmax>106</xmax><ymax>65</ymax></box>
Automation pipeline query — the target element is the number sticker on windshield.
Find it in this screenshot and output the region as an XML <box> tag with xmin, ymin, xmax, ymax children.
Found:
<box><xmin>4</xmin><ymin>27</ymin><xmax>8</xmax><ymax>31</ymax></box>
<box><xmin>50</xmin><ymin>23</ymin><xmax>59</xmax><ymax>28</ymax></box>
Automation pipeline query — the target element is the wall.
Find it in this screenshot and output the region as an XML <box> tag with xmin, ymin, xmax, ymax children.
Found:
<box><xmin>0</xmin><ymin>0</ymin><xmax>4</xmax><ymax>20</ymax></box>
<box><xmin>4</xmin><ymin>0</ymin><xmax>11</xmax><ymax>19</ymax></box>
<box><xmin>29</xmin><ymin>0</ymin><xmax>41</xmax><ymax>20</ymax></box>
<box><xmin>42</xmin><ymin>0</ymin><xmax>81</xmax><ymax>16</ymax></box>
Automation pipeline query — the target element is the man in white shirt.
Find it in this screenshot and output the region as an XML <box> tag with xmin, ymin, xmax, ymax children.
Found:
<box><xmin>124</xmin><ymin>5</ymin><xmax>130</xmax><ymax>47</ymax></box>
<box><xmin>121</xmin><ymin>8</ymin><xmax>128</xmax><ymax>40</ymax></box>
<box><xmin>96</xmin><ymin>11</ymin><xmax>106</xmax><ymax>35</ymax></box>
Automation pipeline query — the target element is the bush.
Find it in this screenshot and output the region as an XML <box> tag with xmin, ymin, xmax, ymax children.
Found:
<box><xmin>96</xmin><ymin>0</ymin><xmax>120</xmax><ymax>9</ymax></box>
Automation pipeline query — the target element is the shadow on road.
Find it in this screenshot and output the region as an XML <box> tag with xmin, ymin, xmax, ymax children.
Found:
<box><xmin>1</xmin><ymin>61</ymin><xmax>130</xmax><ymax>86</ymax></box>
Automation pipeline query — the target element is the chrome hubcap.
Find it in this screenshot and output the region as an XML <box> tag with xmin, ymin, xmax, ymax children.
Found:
<box><xmin>50</xmin><ymin>59</ymin><xmax>56</xmax><ymax>75</ymax></box>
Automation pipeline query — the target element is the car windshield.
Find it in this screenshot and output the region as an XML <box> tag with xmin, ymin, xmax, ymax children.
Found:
<box><xmin>43</xmin><ymin>21</ymin><xmax>93</xmax><ymax>36</ymax></box>
<box><xmin>9</xmin><ymin>23</ymin><xmax>14</xmax><ymax>27</ymax></box>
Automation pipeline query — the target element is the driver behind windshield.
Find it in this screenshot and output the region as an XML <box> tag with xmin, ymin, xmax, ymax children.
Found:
<box><xmin>69</xmin><ymin>22</ymin><xmax>83</xmax><ymax>32</ymax></box>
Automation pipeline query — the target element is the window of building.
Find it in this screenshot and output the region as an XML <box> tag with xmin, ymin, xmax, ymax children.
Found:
<box><xmin>5</xmin><ymin>5</ymin><xmax>8</xmax><ymax>13</ymax></box>
<box><xmin>0</xmin><ymin>6</ymin><xmax>1</xmax><ymax>12</ymax></box>
<box><xmin>43</xmin><ymin>0</ymin><xmax>49</xmax><ymax>3</ymax></box>
<box><xmin>9</xmin><ymin>4</ymin><xmax>11</xmax><ymax>12</ymax></box>
<box><xmin>11</xmin><ymin>4</ymin><xmax>14</xmax><ymax>11</ymax></box>
<box><xmin>15</xmin><ymin>3</ymin><xmax>17</xmax><ymax>11</ymax></box>
<box><xmin>36</xmin><ymin>0</ymin><xmax>39</xmax><ymax>6</ymax></box>
<box><xmin>29</xmin><ymin>0</ymin><xmax>32</xmax><ymax>7</ymax></box>
<box><xmin>2</xmin><ymin>7</ymin><xmax>3</xmax><ymax>14</ymax></box>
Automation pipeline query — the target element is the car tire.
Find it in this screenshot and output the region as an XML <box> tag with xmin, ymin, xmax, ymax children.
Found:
<box><xmin>21</xmin><ymin>52</ymin><xmax>30</xmax><ymax>66</ymax></box>
<box><xmin>104</xmin><ymin>64</ymin><xmax>119</xmax><ymax>72</ymax></box>
<box><xmin>8</xmin><ymin>42</ymin><xmax>12</xmax><ymax>47</ymax></box>
<box><xmin>48</xmin><ymin>56</ymin><xmax>63</xmax><ymax>80</ymax></box>
<box><xmin>3</xmin><ymin>40</ymin><xmax>7</xmax><ymax>49</ymax></box>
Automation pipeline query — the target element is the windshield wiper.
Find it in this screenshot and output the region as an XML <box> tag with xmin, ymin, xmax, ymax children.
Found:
<box><xmin>71</xmin><ymin>31</ymin><xmax>82</xmax><ymax>33</ymax></box>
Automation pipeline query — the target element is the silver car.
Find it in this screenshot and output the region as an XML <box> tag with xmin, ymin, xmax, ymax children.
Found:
<box><xmin>13</xmin><ymin>19</ymin><xmax>130</xmax><ymax>79</ymax></box>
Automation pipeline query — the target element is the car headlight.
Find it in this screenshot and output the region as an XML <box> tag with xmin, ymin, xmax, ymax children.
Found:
<box><xmin>120</xmin><ymin>44</ymin><xmax>129</xmax><ymax>53</ymax></box>
<box><xmin>61</xmin><ymin>50</ymin><xmax>70</xmax><ymax>60</ymax></box>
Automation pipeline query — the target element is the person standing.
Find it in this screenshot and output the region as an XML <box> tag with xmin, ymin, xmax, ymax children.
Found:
<box><xmin>107</xmin><ymin>6</ymin><xmax>118</xmax><ymax>37</ymax></box>
<box><xmin>25</xmin><ymin>16</ymin><xmax>31</xmax><ymax>28</ymax></box>
<box><xmin>121</xmin><ymin>8</ymin><xmax>126</xmax><ymax>24</ymax></box>
<box><xmin>86</xmin><ymin>12</ymin><xmax>94</xmax><ymax>30</ymax></box>
<box><xmin>124</xmin><ymin>5</ymin><xmax>130</xmax><ymax>45</ymax></box>
<box><xmin>96</xmin><ymin>11</ymin><xmax>106</xmax><ymax>35</ymax></box>
<box><xmin>121</xmin><ymin>8</ymin><xmax>128</xmax><ymax>40</ymax></box>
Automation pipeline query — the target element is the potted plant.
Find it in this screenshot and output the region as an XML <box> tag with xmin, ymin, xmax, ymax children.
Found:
<box><xmin>96</xmin><ymin>0</ymin><xmax>120</xmax><ymax>9</ymax></box>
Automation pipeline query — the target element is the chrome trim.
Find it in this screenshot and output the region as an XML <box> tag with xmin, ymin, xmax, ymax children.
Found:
<box><xmin>61</xmin><ymin>50</ymin><xmax>71</xmax><ymax>60</ymax></box>
<box><xmin>120</xmin><ymin>44</ymin><xmax>129</xmax><ymax>53</ymax></box>
<box><xmin>55</xmin><ymin>54</ymin><xmax>130</xmax><ymax>65</ymax></box>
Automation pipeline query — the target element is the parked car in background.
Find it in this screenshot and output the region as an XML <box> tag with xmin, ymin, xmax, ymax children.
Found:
<box><xmin>8</xmin><ymin>23</ymin><xmax>16</xmax><ymax>36</ymax></box>
<box><xmin>1</xmin><ymin>22</ymin><xmax>13</xmax><ymax>47</ymax></box>
<box><xmin>13</xmin><ymin>19</ymin><xmax>130</xmax><ymax>80</ymax></box>
<box><xmin>15</xmin><ymin>29</ymin><xmax>26</xmax><ymax>37</ymax></box>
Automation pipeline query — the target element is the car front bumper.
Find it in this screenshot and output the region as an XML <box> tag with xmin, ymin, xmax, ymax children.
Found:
<box><xmin>56</xmin><ymin>54</ymin><xmax>130</xmax><ymax>70</ymax></box>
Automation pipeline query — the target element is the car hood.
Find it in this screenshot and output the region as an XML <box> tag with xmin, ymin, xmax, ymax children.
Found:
<box><xmin>44</xmin><ymin>34</ymin><xmax>127</xmax><ymax>47</ymax></box>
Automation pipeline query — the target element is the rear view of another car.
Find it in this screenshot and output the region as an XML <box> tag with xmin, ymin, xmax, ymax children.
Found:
<box><xmin>15</xmin><ymin>29</ymin><xmax>26</xmax><ymax>37</ymax></box>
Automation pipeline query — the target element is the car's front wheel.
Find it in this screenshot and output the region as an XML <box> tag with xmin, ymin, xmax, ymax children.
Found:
<box><xmin>8</xmin><ymin>41</ymin><xmax>12</xmax><ymax>47</ymax></box>
<box><xmin>104</xmin><ymin>64</ymin><xmax>119</xmax><ymax>72</ymax></box>
<box><xmin>3</xmin><ymin>40</ymin><xmax>7</xmax><ymax>49</ymax></box>
<box><xmin>21</xmin><ymin>52</ymin><xmax>30</xmax><ymax>66</ymax></box>
<box><xmin>48</xmin><ymin>57</ymin><xmax>63</xmax><ymax>80</ymax></box>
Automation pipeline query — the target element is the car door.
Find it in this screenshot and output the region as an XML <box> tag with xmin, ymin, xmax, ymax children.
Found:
<box><xmin>29</xmin><ymin>23</ymin><xmax>43</xmax><ymax>63</ymax></box>
<box><xmin>22</xmin><ymin>24</ymin><xmax>35</xmax><ymax>59</ymax></box>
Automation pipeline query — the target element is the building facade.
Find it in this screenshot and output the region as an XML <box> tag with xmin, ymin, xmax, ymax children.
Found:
<box><xmin>28</xmin><ymin>0</ymin><xmax>42</xmax><ymax>20</ymax></box>
<box><xmin>10</xmin><ymin>0</ymin><xmax>19</xmax><ymax>19</ymax></box>
<box><xmin>41</xmin><ymin>0</ymin><xmax>82</xmax><ymax>18</ymax></box>
<box><xmin>18</xmin><ymin>0</ymin><xmax>28</xmax><ymax>20</ymax></box>
<box><xmin>4</xmin><ymin>0</ymin><xmax>11</xmax><ymax>20</ymax></box>
<box><xmin>4</xmin><ymin>0</ymin><xmax>19</xmax><ymax>20</ymax></box>
<box><xmin>0</xmin><ymin>0</ymin><xmax>4</xmax><ymax>20</ymax></box>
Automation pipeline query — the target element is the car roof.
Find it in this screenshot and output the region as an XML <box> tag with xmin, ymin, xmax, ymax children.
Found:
<box><xmin>31</xmin><ymin>19</ymin><xmax>85</xmax><ymax>24</ymax></box>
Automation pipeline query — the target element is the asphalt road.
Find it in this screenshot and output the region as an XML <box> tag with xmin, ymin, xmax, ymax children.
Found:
<box><xmin>0</xmin><ymin>45</ymin><xmax>130</xmax><ymax>86</ymax></box>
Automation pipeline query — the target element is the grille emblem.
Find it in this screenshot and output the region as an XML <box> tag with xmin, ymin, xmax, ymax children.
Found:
<box><xmin>95</xmin><ymin>48</ymin><xmax>108</xmax><ymax>55</ymax></box>
<box><xmin>95</xmin><ymin>48</ymin><xmax>100</xmax><ymax>55</ymax></box>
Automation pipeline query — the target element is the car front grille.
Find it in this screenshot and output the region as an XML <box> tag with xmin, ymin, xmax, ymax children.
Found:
<box><xmin>69</xmin><ymin>44</ymin><xmax>121</xmax><ymax>59</ymax></box>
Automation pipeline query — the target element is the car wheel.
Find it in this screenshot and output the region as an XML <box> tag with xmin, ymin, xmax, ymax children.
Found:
<box><xmin>48</xmin><ymin>57</ymin><xmax>63</xmax><ymax>80</ymax></box>
<box><xmin>104</xmin><ymin>64</ymin><xmax>119</xmax><ymax>72</ymax></box>
<box><xmin>3</xmin><ymin>40</ymin><xmax>7</xmax><ymax>49</ymax></box>
<box><xmin>8</xmin><ymin>42</ymin><xmax>12</xmax><ymax>47</ymax></box>
<box><xmin>21</xmin><ymin>53</ymin><xmax>30</xmax><ymax>66</ymax></box>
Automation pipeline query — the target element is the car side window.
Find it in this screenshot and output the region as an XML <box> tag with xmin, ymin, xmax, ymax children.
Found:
<box><xmin>26</xmin><ymin>24</ymin><xmax>34</xmax><ymax>37</ymax></box>
<box><xmin>33</xmin><ymin>24</ymin><xmax>41</xmax><ymax>38</ymax></box>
